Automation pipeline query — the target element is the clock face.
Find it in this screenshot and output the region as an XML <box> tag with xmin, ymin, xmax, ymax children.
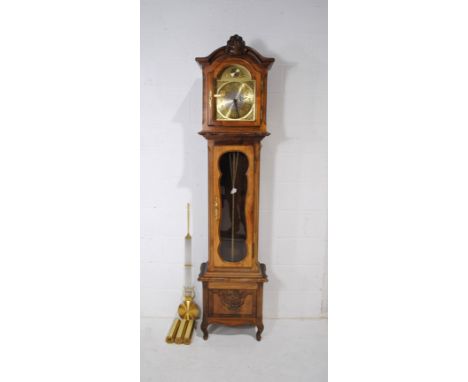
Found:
<box><xmin>216</xmin><ymin>82</ymin><xmax>255</xmax><ymax>120</ymax></box>
<box><xmin>215</xmin><ymin>65</ymin><xmax>256</xmax><ymax>121</ymax></box>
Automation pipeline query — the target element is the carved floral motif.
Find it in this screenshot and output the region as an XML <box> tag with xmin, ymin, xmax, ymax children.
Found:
<box><xmin>225</xmin><ymin>34</ymin><xmax>247</xmax><ymax>55</ymax></box>
<box><xmin>218</xmin><ymin>290</ymin><xmax>248</xmax><ymax>311</ymax></box>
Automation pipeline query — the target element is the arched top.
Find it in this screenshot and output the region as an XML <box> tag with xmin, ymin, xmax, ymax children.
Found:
<box><xmin>195</xmin><ymin>35</ymin><xmax>275</xmax><ymax>70</ymax></box>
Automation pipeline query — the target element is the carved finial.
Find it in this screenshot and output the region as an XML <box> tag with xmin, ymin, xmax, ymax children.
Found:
<box><xmin>225</xmin><ymin>34</ymin><xmax>246</xmax><ymax>55</ymax></box>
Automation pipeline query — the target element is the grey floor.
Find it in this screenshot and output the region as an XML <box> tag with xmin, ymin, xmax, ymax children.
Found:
<box><xmin>141</xmin><ymin>318</ymin><xmax>327</xmax><ymax>382</ymax></box>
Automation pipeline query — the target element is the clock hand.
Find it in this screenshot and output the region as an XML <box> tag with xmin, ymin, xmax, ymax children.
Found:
<box><xmin>235</xmin><ymin>83</ymin><xmax>246</xmax><ymax>100</ymax></box>
<box><xmin>226</xmin><ymin>101</ymin><xmax>235</xmax><ymax>119</ymax></box>
<box><xmin>233</xmin><ymin>98</ymin><xmax>240</xmax><ymax>117</ymax></box>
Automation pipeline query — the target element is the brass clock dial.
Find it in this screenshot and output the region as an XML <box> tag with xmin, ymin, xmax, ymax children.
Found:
<box><xmin>215</xmin><ymin>65</ymin><xmax>256</xmax><ymax>121</ymax></box>
<box><xmin>216</xmin><ymin>82</ymin><xmax>255</xmax><ymax>120</ymax></box>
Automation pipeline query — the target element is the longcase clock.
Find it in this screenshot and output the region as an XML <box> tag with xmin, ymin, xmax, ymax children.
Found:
<box><xmin>196</xmin><ymin>35</ymin><xmax>274</xmax><ymax>341</ymax></box>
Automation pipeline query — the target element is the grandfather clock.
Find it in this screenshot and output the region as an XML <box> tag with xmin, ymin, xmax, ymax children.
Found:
<box><xmin>196</xmin><ymin>35</ymin><xmax>274</xmax><ymax>341</ymax></box>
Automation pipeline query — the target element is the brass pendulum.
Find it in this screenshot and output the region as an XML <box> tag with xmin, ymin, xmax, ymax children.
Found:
<box><xmin>165</xmin><ymin>203</ymin><xmax>200</xmax><ymax>345</ymax></box>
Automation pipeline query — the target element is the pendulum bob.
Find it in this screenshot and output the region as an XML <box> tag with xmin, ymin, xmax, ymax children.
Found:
<box><xmin>165</xmin><ymin>319</ymin><xmax>180</xmax><ymax>344</ymax></box>
<box><xmin>177</xmin><ymin>295</ymin><xmax>200</xmax><ymax>320</ymax></box>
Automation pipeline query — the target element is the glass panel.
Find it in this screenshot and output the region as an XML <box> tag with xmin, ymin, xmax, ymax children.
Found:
<box><xmin>218</xmin><ymin>151</ymin><xmax>248</xmax><ymax>262</ymax></box>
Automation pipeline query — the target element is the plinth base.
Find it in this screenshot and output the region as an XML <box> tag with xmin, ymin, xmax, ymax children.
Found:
<box><xmin>198</xmin><ymin>262</ymin><xmax>267</xmax><ymax>341</ymax></box>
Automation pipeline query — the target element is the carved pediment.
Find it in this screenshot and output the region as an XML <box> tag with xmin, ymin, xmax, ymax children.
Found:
<box><xmin>195</xmin><ymin>34</ymin><xmax>274</xmax><ymax>70</ymax></box>
<box><xmin>225</xmin><ymin>34</ymin><xmax>247</xmax><ymax>55</ymax></box>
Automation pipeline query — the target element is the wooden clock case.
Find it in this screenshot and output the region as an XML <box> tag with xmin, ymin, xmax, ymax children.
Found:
<box><xmin>196</xmin><ymin>35</ymin><xmax>274</xmax><ymax>341</ymax></box>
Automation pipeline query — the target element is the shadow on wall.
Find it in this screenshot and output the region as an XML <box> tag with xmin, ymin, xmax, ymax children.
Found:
<box><xmin>250</xmin><ymin>39</ymin><xmax>296</xmax><ymax>319</ymax></box>
<box><xmin>173</xmin><ymin>40</ymin><xmax>297</xmax><ymax>327</ymax></box>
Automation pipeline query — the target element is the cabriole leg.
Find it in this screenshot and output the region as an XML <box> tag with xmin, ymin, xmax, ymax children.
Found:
<box><xmin>256</xmin><ymin>322</ymin><xmax>264</xmax><ymax>341</ymax></box>
<box><xmin>201</xmin><ymin>320</ymin><xmax>209</xmax><ymax>340</ymax></box>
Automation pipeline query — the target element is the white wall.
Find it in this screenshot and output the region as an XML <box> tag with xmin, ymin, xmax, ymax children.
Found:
<box><xmin>141</xmin><ymin>0</ymin><xmax>327</xmax><ymax>318</ymax></box>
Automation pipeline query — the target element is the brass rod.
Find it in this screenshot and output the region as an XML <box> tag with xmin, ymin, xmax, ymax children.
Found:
<box><xmin>231</xmin><ymin>193</ymin><xmax>235</xmax><ymax>261</ymax></box>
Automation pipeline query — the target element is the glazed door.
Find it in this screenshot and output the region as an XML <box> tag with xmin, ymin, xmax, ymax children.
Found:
<box><xmin>211</xmin><ymin>145</ymin><xmax>254</xmax><ymax>268</ymax></box>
